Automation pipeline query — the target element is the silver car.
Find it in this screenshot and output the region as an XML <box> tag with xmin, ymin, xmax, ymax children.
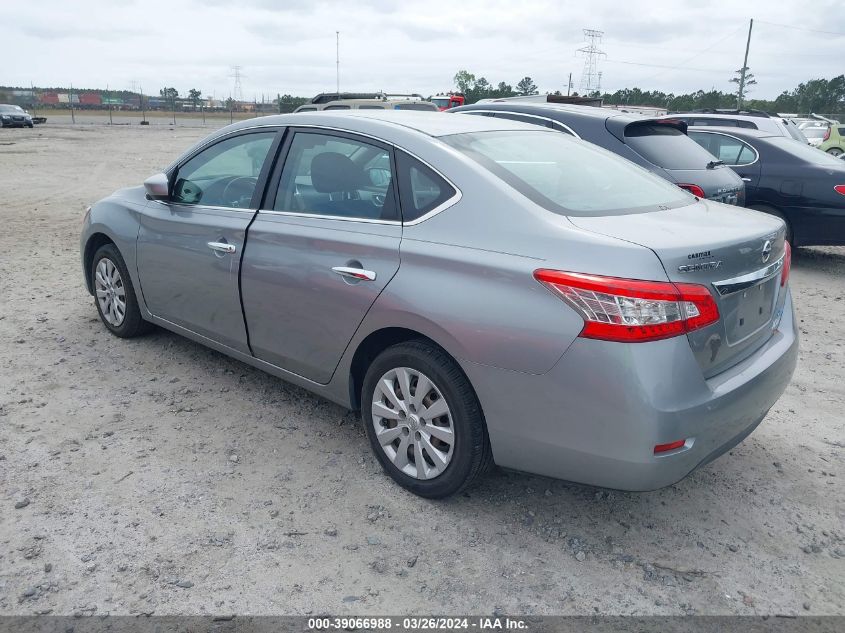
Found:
<box><xmin>81</xmin><ymin>111</ymin><xmax>798</xmax><ymax>498</ymax></box>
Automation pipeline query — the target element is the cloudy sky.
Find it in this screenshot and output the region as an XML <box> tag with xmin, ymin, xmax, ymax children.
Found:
<box><xmin>1</xmin><ymin>0</ymin><xmax>843</xmax><ymax>100</ymax></box>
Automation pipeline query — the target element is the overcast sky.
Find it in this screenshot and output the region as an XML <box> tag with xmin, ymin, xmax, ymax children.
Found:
<box><xmin>2</xmin><ymin>0</ymin><xmax>843</xmax><ymax>100</ymax></box>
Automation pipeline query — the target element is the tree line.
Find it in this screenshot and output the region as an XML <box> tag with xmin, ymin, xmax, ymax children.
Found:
<box><xmin>451</xmin><ymin>70</ymin><xmax>845</xmax><ymax>117</ymax></box>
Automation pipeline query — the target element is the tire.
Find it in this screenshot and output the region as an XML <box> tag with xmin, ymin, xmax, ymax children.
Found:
<box><xmin>91</xmin><ymin>243</ymin><xmax>153</xmax><ymax>338</ymax></box>
<box><xmin>749</xmin><ymin>204</ymin><xmax>793</xmax><ymax>245</ymax></box>
<box><xmin>361</xmin><ymin>340</ymin><xmax>493</xmax><ymax>498</ymax></box>
<box><xmin>826</xmin><ymin>147</ymin><xmax>843</xmax><ymax>157</ymax></box>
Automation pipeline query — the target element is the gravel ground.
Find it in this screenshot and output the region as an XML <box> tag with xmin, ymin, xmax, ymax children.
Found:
<box><xmin>0</xmin><ymin>124</ymin><xmax>843</xmax><ymax>617</ymax></box>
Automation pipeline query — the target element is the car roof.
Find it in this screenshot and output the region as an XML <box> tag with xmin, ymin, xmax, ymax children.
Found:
<box><xmin>686</xmin><ymin>125</ymin><xmax>778</xmax><ymax>139</ymax></box>
<box><xmin>457</xmin><ymin>102</ymin><xmax>649</xmax><ymax>123</ymax></box>
<box><xmin>223</xmin><ymin>110</ymin><xmax>544</xmax><ymax>138</ymax></box>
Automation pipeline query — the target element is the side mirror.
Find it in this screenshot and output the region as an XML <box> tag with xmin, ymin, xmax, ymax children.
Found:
<box><xmin>144</xmin><ymin>173</ymin><xmax>170</xmax><ymax>200</ymax></box>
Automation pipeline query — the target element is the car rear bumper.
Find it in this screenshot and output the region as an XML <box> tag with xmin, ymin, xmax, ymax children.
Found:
<box><xmin>461</xmin><ymin>288</ymin><xmax>798</xmax><ymax>491</ymax></box>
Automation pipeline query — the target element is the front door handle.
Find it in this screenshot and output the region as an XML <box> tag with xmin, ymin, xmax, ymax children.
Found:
<box><xmin>741</xmin><ymin>177</ymin><xmax>752</xmax><ymax>182</ymax></box>
<box><xmin>207</xmin><ymin>241</ymin><xmax>236</xmax><ymax>254</ymax></box>
<box><xmin>332</xmin><ymin>266</ymin><xmax>377</xmax><ymax>282</ymax></box>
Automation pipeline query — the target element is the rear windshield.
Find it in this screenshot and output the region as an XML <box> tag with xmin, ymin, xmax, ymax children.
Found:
<box><xmin>443</xmin><ymin>130</ymin><xmax>691</xmax><ymax>216</ymax></box>
<box><xmin>394</xmin><ymin>103</ymin><xmax>437</xmax><ymax>111</ymax></box>
<box><xmin>768</xmin><ymin>137</ymin><xmax>845</xmax><ymax>166</ymax></box>
<box><xmin>624</xmin><ymin>122</ymin><xmax>721</xmax><ymax>170</ymax></box>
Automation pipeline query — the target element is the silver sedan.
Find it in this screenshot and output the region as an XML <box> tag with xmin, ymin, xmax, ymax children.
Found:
<box><xmin>81</xmin><ymin>111</ymin><xmax>798</xmax><ymax>498</ymax></box>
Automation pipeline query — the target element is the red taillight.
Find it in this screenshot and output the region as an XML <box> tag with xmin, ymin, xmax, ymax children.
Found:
<box><xmin>533</xmin><ymin>270</ymin><xmax>720</xmax><ymax>343</ymax></box>
<box><xmin>678</xmin><ymin>183</ymin><xmax>706</xmax><ymax>198</ymax></box>
<box><xmin>834</xmin><ymin>185</ymin><xmax>845</xmax><ymax>196</ymax></box>
<box><xmin>823</xmin><ymin>127</ymin><xmax>831</xmax><ymax>141</ymax></box>
<box><xmin>654</xmin><ymin>439</ymin><xmax>687</xmax><ymax>454</ymax></box>
<box><xmin>781</xmin><ymin>241</ymin><xmax>791</xmax><ymax>287</ymax></box>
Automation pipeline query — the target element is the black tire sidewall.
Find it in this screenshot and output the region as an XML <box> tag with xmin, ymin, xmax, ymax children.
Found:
<box><xmin>91</xmin><ymin>244</ymin><xmax>146</xmax><ymax>337</ymax></box>
<box><xmin>362</xmin><ymin>342</ymin><xmax>485</xmax><ymax>499</ymax></box>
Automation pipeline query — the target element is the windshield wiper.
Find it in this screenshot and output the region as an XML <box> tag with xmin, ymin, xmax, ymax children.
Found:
<box><xmin>706</xmin><ymin>160</ymin><xmax>725</xmax><ymax>169</ymax></box>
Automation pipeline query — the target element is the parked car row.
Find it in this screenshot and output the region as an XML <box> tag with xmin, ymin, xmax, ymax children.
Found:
<box><xmin>82</xmin><ymin>110</ymin><xmax>799</xmax><ymax>498</ymax></box>
<box><xmin>449</xmin><ymin>102</ymin><xmax>845</xmax><ymax>247</ymax></box>
<box><xmin>449</xmin><ymin>102</ymin><xmax>746</xmax><ymax>205</ymax></box>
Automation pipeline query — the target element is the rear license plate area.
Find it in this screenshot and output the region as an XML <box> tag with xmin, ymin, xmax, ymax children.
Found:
<box><xmin>723</xmin><ymin>276</ymin><xmax>778</xmax><ymax>344</ymax></box>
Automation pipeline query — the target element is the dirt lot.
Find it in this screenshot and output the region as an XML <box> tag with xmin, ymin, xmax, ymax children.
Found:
<box><xmin>0</xmin><ymin>124</ymin><xmax>843</xmax><ymax>617</ymax></box>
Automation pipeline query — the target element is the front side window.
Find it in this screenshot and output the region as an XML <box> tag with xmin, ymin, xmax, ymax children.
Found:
<box><xmin>688</xmin><ymin>132</ymin><xmax>757</xmax><ymax>165</ymax></box>
<box><xmin>396</xmin><ymin>151</ymin><xmax>456</xmax><ymax>222</ymax></box>
<box><xmin>444</xmin><ymin>130</ymin><xmax>690</xmax><ymax>216</ymax></box>
<box><xmin>172</xmin><ymin>132</ymin><xmax>275</xmax><ymax>208</ymax></box>
<box><xmin>273</xmin><ymin>132</ymin><xmax>397</xmax><ymax>221</ymax></box>
<box><xmin>324</xmin><ymin>105</ymin><xmax>351</xmax><ymax>110</ymax></box>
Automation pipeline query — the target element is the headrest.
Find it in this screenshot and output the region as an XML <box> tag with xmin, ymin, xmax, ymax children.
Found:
<box><xmin>310</xmin><ymin>152</ymin><xmax>367</xmax><ymax>193</ymax></box>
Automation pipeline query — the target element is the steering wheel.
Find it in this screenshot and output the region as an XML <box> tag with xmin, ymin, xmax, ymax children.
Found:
<box><xmin>221</xmin><ymin>176</ymin><xmax>258</xmax><ymax>208</ymax></box>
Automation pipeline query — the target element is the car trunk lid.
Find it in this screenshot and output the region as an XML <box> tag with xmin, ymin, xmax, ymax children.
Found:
<box><xmin>568</xmin><ymin>200</ymin><xmax>789</xmax><ymax>377</ymax></box>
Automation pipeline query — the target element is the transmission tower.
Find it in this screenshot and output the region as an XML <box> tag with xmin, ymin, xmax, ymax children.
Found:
<box><xmin>230</xmin><ymin>66</ymin><xmax>245</xmax><ymax>102</ymax></box>
<box><xmin>577</xmin><ymin>29</ymin><xmax>606</xmax><ymax>93</ymax></box>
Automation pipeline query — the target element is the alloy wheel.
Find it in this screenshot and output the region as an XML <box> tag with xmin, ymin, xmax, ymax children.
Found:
<box><xmin>371</xmin><ymin>367</ymin><xmax>455</xmax><ymax>480</ymax></box>
<box><xmin>95</xmin><ymin>258</ymin><xmax>127</xmax><ymax>327</ymax></box>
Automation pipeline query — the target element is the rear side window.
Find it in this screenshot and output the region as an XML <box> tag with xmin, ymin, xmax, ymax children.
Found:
<box><xmin>624</xmin><ymin>123</ymin><xmax>721</xmax><ymax>169</ymax></box>
<box><xmin>396</xmin><ymin>151</ymin><xmax>457</xmax><ymax>222</ymax></box>
<box><xmin>838</xmin><ymin>127</ymin><xmax>845</xmax><ymax>136</ymax></box>
<box><xmin>358</xmin><ymin>105</ymin><xmax>386</xmax><ymax>110</ymax></box>
<box><xmin>324</xmin><ymin>105</ymin><xmax>350</xmax><ymax>110</ymax></box>
<box><xmin>687</xmin><ymin>132</ymin><xmax>757</xmax><ymax>165</ymax></box>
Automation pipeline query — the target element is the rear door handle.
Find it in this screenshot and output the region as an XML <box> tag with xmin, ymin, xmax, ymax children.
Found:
<box><xmin>207</xmin><ymin>241</ymin><xmax>236</xmax><ymax>254</ymax></box>
<box><xmin>332</xmin><ymin>266</ymin><xmax>377</xmax><ymax>281</ymax></box>
<box><xmin>741</xmin><ymin>177</ymin><xmax>752</xmax><ymax>182</ymax></box>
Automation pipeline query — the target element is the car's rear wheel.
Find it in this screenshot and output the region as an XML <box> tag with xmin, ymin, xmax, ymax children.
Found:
<box><xmin>91</xmin><ymin>244</ymin><xmax>153</xmax><ymax>338</ymax></box>
<box><xmin>361</xmin><ymin>340</ymin><xmax>492</xmax><ymax>498</ymax></box>
<box><xmin>749</xmin><ymin>204</ymin><xmax>793</xmax><ymax>245</ymax></box>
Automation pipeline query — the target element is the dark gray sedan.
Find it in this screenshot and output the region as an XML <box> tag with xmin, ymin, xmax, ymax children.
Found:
<box><xmin>0</xmin><ymin>104</ymin><xmax>34</xmax><ymax>128</ymax></box>
<box><xmin>81</xmin><ymin>111</ymin><xmax>797</xmax><ymax>498</ymax></box>
<box><xmin>451</xmin><ymin>102</ymin><xmax>746</xmax><ymax>205</ymax></box>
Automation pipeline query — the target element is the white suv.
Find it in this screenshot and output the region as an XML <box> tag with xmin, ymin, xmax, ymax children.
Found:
<box><xmin>661</xmin><ymin>110</ymin><xmax>809</xmax><ymax>144</ymax></box>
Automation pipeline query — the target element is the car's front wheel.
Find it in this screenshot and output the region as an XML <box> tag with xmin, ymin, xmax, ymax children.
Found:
<box><xmin>91</xmin><ymin>243</ymin><xmax>152</xmax><ymax>338</ymax></box>
<box><xmin>361</xmin><ymin>340</ymin><xmax>492</xmax><ymax>498</ymax></box>
<box><xmin>827</xmin><ymin>147</ymin><xmax>843</xmax><ymax>157</ymax></box>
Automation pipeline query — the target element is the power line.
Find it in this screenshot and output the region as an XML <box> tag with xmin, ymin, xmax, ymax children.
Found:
<box><xmin>754</xmin><ymin>19</ymin><xmax>845</xmax><ymax>37</ymax></box>
<box><xmin>628</xmin><ymin>23</ymin><xmax>747</xmax><ymax>85</ymax></box>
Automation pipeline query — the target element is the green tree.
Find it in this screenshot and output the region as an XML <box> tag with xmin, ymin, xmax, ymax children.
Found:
<box><xmin>516</xmin><ymin>76</ymin><xmax>538</xmax><ymax>96</ymax></box>
<box><xmin>159</xmin><ymin>87</ymin><xmax>179</xmax><ymax>108</ymax></box>
<box><xmin>453</xmin><ymin>70</ymin><xmax>477</xmax><ymax>94</ymax></box>
<box><xmin>730</xmin><ymin>67</ymin><xmax>757</xmax><ymax>108</ymax></box>
<box><xmin>187</xmin><ymin>88</ymin><xmax>202</xmax><ymax>110</ymax></box>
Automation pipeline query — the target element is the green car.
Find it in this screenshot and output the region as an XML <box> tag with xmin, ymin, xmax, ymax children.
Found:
<box><xmin>819</xmin><ymin>124</ymin><xmax>845</xmax><ymax>156</ymax></box>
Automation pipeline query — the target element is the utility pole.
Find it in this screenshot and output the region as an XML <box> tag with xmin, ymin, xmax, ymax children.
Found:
<box><xmin>140</xmin><ymin>85</ymin><xmax>147</xmax><ymax>125</ymax></box>
<box><xmin>70</xmin><ymin>83</ymin><xmax>75</xmax><ymax>124</ymax></box>
<box><xmin>107</xmin><ymin>83</ymin><xmax>113</xmax><ymax>125</ymax></box>
<box><xmin>567</xmin><ymin>72</ymin><xmax>572</xmax><ymax>96</ymax></box>
<box><xmin>736</xmin><ymin>18</ymin><xmax>753</xmax><ymax>109</ymax></box>
<box><xmin>336</xmin><ymin>31</ymin><xmax>340</xmax><ymax>96</ymax></box>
